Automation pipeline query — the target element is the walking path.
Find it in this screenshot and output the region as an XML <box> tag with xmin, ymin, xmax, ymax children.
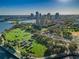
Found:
<box><xmin>35</xmin><ymin>52</ymin><xmax>79</xmax><ymax>59</ymax></box>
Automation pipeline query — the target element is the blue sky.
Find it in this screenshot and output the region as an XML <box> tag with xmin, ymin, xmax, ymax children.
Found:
<box><xmin>0</xmin><ymin>0</ymin><xmax>79</xmax><ymax>15</ymax></box>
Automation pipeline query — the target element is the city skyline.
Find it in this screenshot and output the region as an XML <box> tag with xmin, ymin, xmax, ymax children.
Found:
<box><xmin>0</xmin><ymin>0</ymin><xmax>79</xmax><ymax>15</ymax></box>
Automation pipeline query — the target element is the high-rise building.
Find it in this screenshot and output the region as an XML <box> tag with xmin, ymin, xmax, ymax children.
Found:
<box><xmin>40</xmin><ymin>14</ymin><xmax>52</xmax><ymax>26</ymax></box>
<box><xmin>55</xmin><ymin>12</ymin><xmax>60</xmax><ymax>19</ymax></box>
<box><xmin>30</xmin><ymin>13</ymin><xmax>34</xmax><ymax>19</ymax></box>
<box><xmin>36</xmin><ymin>11</ymin><xmax>41</xmax><ymax>25</ymax></box>
<box><xmin>35</xmin><ymin>12</ymin><xmax>52</xmax><ymax>26</ymax></box>
<box><xmin>47</xmin><ymin>13</ymin><xmax>51</xmax><ymax>20</ymax></box>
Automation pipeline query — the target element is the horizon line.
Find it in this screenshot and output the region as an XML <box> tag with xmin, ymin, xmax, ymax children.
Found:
<box><xmin>0</xmin><ymin>14</ymin><xmax>79</xmax><ymax>15</ymax></box>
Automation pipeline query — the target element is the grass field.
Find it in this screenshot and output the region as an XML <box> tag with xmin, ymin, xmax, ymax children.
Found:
<box><xmin>3</xmin><ymin>28</ymin><xmax>47</xmax><ymax>57</ymax></box>
<box><xmin>4</xmin><ymin>28</ymin><xmax>31</xmax><ymax>41</ymax></box>
<box><xmin>31</xmin><ymin>40</ymin><xmax>47</xmax><ymax>57</ymax></box>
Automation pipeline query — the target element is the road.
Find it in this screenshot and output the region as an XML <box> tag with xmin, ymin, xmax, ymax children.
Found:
<box><xmin>36</xmin><ymin>52</ymin><xmax>79</xmax><ymax>59</ymax></box>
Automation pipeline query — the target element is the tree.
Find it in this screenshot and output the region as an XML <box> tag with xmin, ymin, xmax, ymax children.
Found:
<box><xmin>0</xmin><ymin>37</ymin><xmax>2</xmax><ymax>45</ymax></box>
<box><xmin>63</xmin><ymin>31</ymin><xmax>72</xmax><ymax>40</ymax></box>
<box><xmin>69</xmin><ymin>43</ymin><xmax>77</xmax><ymax>53</ymax></box>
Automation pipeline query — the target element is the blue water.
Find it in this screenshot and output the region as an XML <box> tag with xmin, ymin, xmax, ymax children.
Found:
<box><xmin>0</xmin><ymin>19</ymin><xmax>36</xmax><ymax>33</ymax></box>
<box><xmin>0</xmin><ymin>22</ymin><xmax>14</xmax><ymax>33</ymax></box>
<box><xmin>0</xmin><ymin>46</ymin><xmax>18</xmax><ymax>59</ymax></box>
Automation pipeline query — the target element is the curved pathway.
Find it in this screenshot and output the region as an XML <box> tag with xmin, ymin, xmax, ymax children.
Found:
<box><xmin>35</xmin><ymin>52</ymin><xmax>79</xmax><ymax>59</ymax></box>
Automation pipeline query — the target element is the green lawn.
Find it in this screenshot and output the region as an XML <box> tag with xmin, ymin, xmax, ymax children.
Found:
<box><xmin>31</xmin><ymin>40</ymin><xmax>47</xmax><ymax>57</ymax></box>
<box><xmin>4</xmin><ymin>28</ymin><xmax>31</xmax><ymax>41</ymax></box>
<box><xmin>3</xmin><ymin>28</ymin><xmax>47</xmax><ymax>57</ymax></box>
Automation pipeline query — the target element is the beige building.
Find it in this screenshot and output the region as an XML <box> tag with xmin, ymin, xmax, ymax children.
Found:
<box><xmin>71</xmin><ymin>32</ymin><xmax>79</xmax><ymax>40</ymax></box>
<box><xmin>40</xmin><ymin>15</ymin><xmax>52</xmax><ymax>26</ymax></box>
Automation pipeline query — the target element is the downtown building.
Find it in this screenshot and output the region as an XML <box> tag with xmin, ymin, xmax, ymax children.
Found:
<box><xmin>35</xmin><ymin>12</ymin><xmax>52</xmax><ymax>26</ymax></box>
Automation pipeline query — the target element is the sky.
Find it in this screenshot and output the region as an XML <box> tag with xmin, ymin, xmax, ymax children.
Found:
<box><xmin>0</xmin><ymin>0</ymin><xmax>79</xmax><ymax>15</ymax></box>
